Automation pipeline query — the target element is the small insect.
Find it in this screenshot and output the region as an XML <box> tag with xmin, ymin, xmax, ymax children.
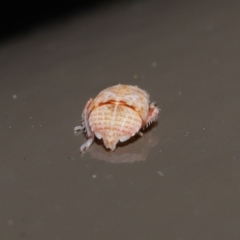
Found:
<box><xmin>74</xmin><ymin>84</ymin><xmax>159</xmax><ymax>152</ymax></box>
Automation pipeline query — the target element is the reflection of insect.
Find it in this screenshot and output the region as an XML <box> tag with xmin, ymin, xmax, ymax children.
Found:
<box><xmin>74</xmin><ymin>84</ymin><xmax>159</xmax><ymax>152</ymax></box>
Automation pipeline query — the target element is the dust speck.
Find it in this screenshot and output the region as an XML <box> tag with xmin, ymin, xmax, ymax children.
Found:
<box><xmin>8</xmin><ymin>219</ymin><xmax>14</xmax><ymax>225</ymax></box>
<box><xmin>133</xmin><ymin>74</ymin><xmax>138</xmax><ymax>79</ymax></box>
<box><xmin>157</xmin><ymin>171</ymin><xmax>164</xmax><ymax>177</ymax></box>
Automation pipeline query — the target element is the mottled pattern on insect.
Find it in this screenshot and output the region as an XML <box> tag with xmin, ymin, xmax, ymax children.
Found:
<box><xmin>74</xmin><ymin>84</ymin><xmax>159</xmax><ymax>152</ymax></box>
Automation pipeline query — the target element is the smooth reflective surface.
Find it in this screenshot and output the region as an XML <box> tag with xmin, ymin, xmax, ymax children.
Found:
<box><xmin>82</xmin><ymin>125</ymin><xmax>159</xmax><ymax>163</ymax></box>
<box><xmin>1</xmin><ymin>0</ymin><xmax>240</xmax><ymax>239</ymax></box>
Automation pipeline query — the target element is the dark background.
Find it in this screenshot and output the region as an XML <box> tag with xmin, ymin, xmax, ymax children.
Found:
<box><xmin>1</xmin><ymin>0</ymin><xmax>124</xmax><ymax>41</ymax></box>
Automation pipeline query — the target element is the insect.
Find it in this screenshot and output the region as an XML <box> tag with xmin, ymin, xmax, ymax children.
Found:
<box><xmin>74</xmin><ymin>84</ymin><xmax>159</xmax><ymax>152</ymax></box>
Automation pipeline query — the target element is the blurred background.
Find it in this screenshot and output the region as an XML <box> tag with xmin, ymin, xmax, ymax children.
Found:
<box><xmin>1</xmin><ymin>1</ymin><xmax>105</xmax><ymax>41</ymax></box>
<box><xmin>1</xmin><ymin>0</ymin><xmax>240</xmax><ymax>239</ymax></box>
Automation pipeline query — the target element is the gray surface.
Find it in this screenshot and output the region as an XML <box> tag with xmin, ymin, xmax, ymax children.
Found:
<box><xmin>1</xmin><ymin>0</ymin><xmax>240</xmax><ymax>239</ymax></box>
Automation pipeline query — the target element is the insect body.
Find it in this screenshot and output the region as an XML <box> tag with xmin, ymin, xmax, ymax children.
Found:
<box><xmin>74</xmin><ymin>84</ymin><xmax>159</xmax><ymax>152</ymax></box>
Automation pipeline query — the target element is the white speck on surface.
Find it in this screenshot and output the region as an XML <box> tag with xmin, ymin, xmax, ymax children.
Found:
<box><xmin>203</xmin><ymin>127</ymin><xmax>206</xmax><ymax>130</ymax></box>
<box><xmin>157</xmin><ymin>171</ymin><xmax>164</xmax><ymax>177</ymax></box>
<box><xmin>185</xmin><ymin>131</ymin><xmax>189</xmax><ymax>136</ymax></box>
<box><xmin>9</xmin><ymin>126</ymin><xmax>12</xmax><ymax>129</ymax></box>
<box><xmin>92</xmin><ymin>174</ymin><xmax>97</xmax><ymax>179</ymax></box>
<box><xmin>8</xmin><ymin>219</ymin><xmax>13</xmax><ymax>225</ymax></box>
<box><xmin>12</xmin><ymin>94</ymin><xmax>17</xmax><ymax>99</ymax></box>
<box><xmin>133</xmin><ymin>74</ymin><xmax>138</xmax><ymax>79</ymax></box>
<box><xmin>159</xmin><ymin>149</ymin><xmax>162</xmax><ymax>152</ymax></box>
<box><xmin>151</xmin><ymin>62</ymin><xmax>157</xmax><ymax>67</ymax></box>
<box><xmin>31</xmin><ymin>125</ymin><xmax>34</xmax><ymax>128</ymax></box>
<box><xmin>178</xmin><ymin>91</ymin><xmax>182</xmax><ymax>96</ymax></box>
<box><xmin>29</xmin><ymin>116</ymin><xmax>32</xmax><ymax>119</ymax></box>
